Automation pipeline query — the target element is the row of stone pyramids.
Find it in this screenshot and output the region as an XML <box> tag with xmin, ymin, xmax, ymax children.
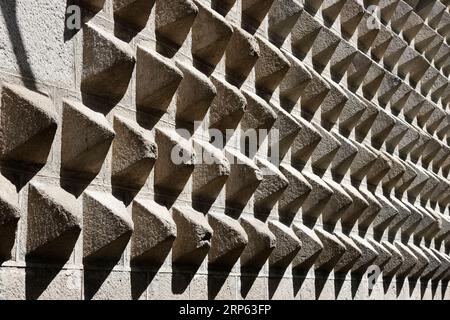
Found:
<box><xmin>2</xmin><ymin>0</ymin><xmax>450</xmax><ymax>285</ymax></box>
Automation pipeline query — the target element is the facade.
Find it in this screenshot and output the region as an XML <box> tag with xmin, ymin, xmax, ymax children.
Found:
<box><xmin>0</xmin><ymin>0</ymin><xmax>450</xmax><ymax>300</ymax></box>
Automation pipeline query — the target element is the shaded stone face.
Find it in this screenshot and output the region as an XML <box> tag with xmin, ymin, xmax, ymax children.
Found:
<box><xmin>2</xmin><ymin>0</ymin><xmax>450</xmax><ymax>301</ymax></box>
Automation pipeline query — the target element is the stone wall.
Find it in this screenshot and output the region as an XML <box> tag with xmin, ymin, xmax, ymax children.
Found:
<box><xmin>1</xmin><ymin>0</ymin><xmax>450</xmax><ymax>300</ymax></box>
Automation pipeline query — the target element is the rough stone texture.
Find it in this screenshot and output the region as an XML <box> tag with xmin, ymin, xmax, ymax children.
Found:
<box><xmin>0</xmin><ymin>174</ymin><xmax>20</xmax><ymax>260</ymax></box>
<box><xmin>112</xmin><ymin>116</ymin><xmax>157</xmax><ymax>188</ymax></box>
<box><xmin>83</xmin><ymin>191</ymin><xmax>134</xmax><ymax>264</ymax></box>
<box><xmin>131</xmin><ymin>198</ymin><xmax>176</xmax><ymax>265</ymax></box>
<box><xmin>0</xmin><ymin>84</ymin><xmax>58</xmax><ymax>166</ymax></box>
<box><xmin>61</xmin><ymin>100</ymin><xmax>115</xmax><ymax>176</ymax></box>
<box><xmin>172</xmin><ymin>206</ymin><xmax>213</xmax><ymax>266</ymax></box>
<box><xmin>26</xmin><ymin>183</ymin><xmax>82</xmax><ymax>262</ymax></box>
<box><xmin>81</xmin><ymin>23</ymin><xmax>135</xmax><ymax>101</ymax></box>
<box><xmin>136</xmin><ymin>45</ymin><xmax>183</xmax><ymax>112</ymax></box>
<box><xmin>2</xmin><ymin>0</ymin><xmax>450</xmax><ymax>300</ymax></box>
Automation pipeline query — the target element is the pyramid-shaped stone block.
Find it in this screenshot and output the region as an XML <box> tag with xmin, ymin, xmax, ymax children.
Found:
<box><xmin>27</xmin><ymin>183</ymin><xmax>82</xmax><ymax>262</ymax></box>
<box><xmin>225</xmin><ymin>148</ymin><xmax>262</xmax><ymax>208</ymax></box>
<box><xmin>0</xmin><ymin>175</ymin><xmax>20</xmax><ymax>260</ymax></box>
<box><xmin>242</xmin><ymin>0</ymin><xmax>275</xmax><ymax>26</ymax></box>
<box><xmin>225</xmin><ymin>26</ymin><xmax>260</xmax><ymax>83</ymax></box>
<box><xmin>208</xmin><ymin>213</ymin><xmax>248</xmax><ymax>267</ymax></box>
<box><xmin>314</xmin><ymin>227</ymin><xmax>347</xmax><ymax>272</ymax></box>
<box><xmin>239</xmin><ymin>216</ymin><xmax>276</xmax><ymax>268</ymax></box>
<box><xmin>154</xmin><ymin>128</ymin><xmax>195</xmax><ymax>194</ymax></box>
<box><xmin>209</xmin><ymin>76</ymin><xmax>246</xmax><ymax>133</ymax></box>
<box><xmin>81</xmin><ymin>23</ymin><xmax>135</xmax><ymax>101</ymax></box>
<box><xmin>83</xmin><ymin>191</ymin><xmax>134</xmax><ymax>263</ymax></box>
<box><xmin>254</xmin><ymin>36</ymin><xmax>291</xmax><ymax>94</ymax></box>
<box><xmin>240</xmin><ymin>90</ymin><xmax>277</xmax><ymax>133</ymax></box>
<box><xmin>278</xmin><ymin>164</ymin><xmax>312</xmax><ymax>219</ymax></box>
<box><xmin>350</xmin><ymin>235</ymin><xmax>378</xmax><ymax>274</ymax></box>
<box><xmin>61</xmin><ymin>100</ymin><xmax>115</xmax><ymax>176</ymax></box>
<box><xmin>113</xmin><ymin>0</ymin><xmax>155</xmax><ymax>30</ymax></box>
<box><xmin>155</xmin><ymin>0</ymin><xmax>198</xmax><ymax>46</ymax></box>
<box><xmin>172</xmin><ymin>206</ymin><xmax>213</xmax><ymax>266</ymax></box>
<box><xmin>254</xmin><ymin>157</ymin><xmax>289</xmax><ymax>212</ymax></box>
<box><xmin>176</xmin><ymin>62</ymin><xmax>216</xmax><ymax>122</ymax></box>
<box><xmin>131</xmin><ymin>199</ymin><xmax>176</xmax><ymax>265</ymax></box>
<box><xmin>268</xmin><ymin>220</ymin><xmax>301</xmax><ymax>269</ymax></box>
<box><xmin>0</xmin><ymin>84</ymin><xmax>57</xmax><ymax>166</ymax></box>
<box><xmin>136</xmin><ymin>46</ymin><xmax>183</xmax><ymax>112</ymax></box>
<box><xmin>112</xmin><ymin>116</ymin><xmax>157</xmax><ymax>187</ymax></box>
<box><xmin>268</xmin><ymin>0</ymin><xmax>303</xmax><ymax>42</ymax></box>
<box><xmin>191</xmin><ymin>2</ymin><xmax>233</xmax><ymax>66</ymax></box>
<box><xmin>192</xmin><ymin>139</ymin><xmax>230</xmax><ymax>202</ymax></box>
<box><xmin>301</xmin><ymin>171</ymin><xmax>334</xmax><ymax>219</ymax></box>
<box><xmin>334</xmin><ymin>232</ymin><xmax>362</xmax><ymax>274</ymax></box>
<box><xmin>292</xmin><ymin>223</ymin><xmax>323</xmax><ymax>270</ymax></box>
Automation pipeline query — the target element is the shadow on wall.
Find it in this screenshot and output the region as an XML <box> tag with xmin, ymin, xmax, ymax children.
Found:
<box><xmin>0</xmin><ymin>0</ymin><xmax>37</xmax><ymax>91</ymax></box>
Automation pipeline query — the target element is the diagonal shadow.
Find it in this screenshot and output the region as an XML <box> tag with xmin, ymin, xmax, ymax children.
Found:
<box><xmin>0</xmin><ymin>0</ymin><xmax>37</xmax><ymax>91</ymax></box>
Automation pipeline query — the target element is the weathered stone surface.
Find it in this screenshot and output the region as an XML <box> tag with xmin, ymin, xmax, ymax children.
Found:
<box><xmin>321</xmin><ymin>178</ymin><xmax>353</xmax><ymax>225</ymax></box>
<box><xmin>382</xmin><ymin>241</ymin><xmax>404</xmax><ymax>277</ymax></box>
<box><xmin>176</xmin><ymin>62</ymin><xmax>217</xmax><ymax>122</ymax></box>
<box><xmin>112</xmin><ymin>116</ymin><xmax>157</xmax><ymax>187</ymax></box>
<box><xmin>279</xmin><ymin>52</ymin><xmax>312</xmax><ymax>104</ymax></box>
<box><xmin>314</xmin><ymin>227</ymin><xmax>346</xmax><ymax>272</ymax></box>
<box><xmin>357</xmin><ymin>188</ymin><xmax>382</xmax><ymax>230</ymax></box>
<box><xmin>301</xmin><ymin>171</ymin><xmax>334</xmax><ymax>219</ymax></box>
<box><xmin>131</xmin><ymin>199</ymin><xmax>176</xmax><ymax>265</ymax></box>
<box><xmin>83</xmin><ymin>191</ymin><xmax>134</xmax><ymax>263</ymax></box>
<box><xmin>81</xmin><ymin>23</ymin><xmax>135</xmax><ymax>101</ymax></box>
<box><xmin>61</xmin><ymin>100</ymin><xmax>115</xmax><ymax>176</ymax></box>
<box><xmin>240</xmin><ymin>90</ymin><xmax>277</xmax><ymax>133</ymax></box>
<box><xmin>339</xmin><ymin>184</ymin><xmax>369</xmax><ymax>228</ymax></box>
<box><xmin>254</xmin><ymin>36</ymin><xmax>291</xmax><ymax>94</ymax></box>
<box><xmin>191</xmin><ymin>2</ymin><xmax>233</xmax><ymax>66</ymax></box>
<box><xmin>268</xmin><ymin>220</ymin><xmax>301</xmax><ymax>269</ymax></box>
<box><xmin>225</xmin><ymin>148</ymin><xmax>262</xmax><ymax>207</ymax></box>
<box><xmin>300</xmin><ymin>68</ymin><xmax>331</xmax><ymax>115</ymax></box>
<box><xmin>208</xmin><ymin>213</ymin><xmax>248</xmax><ymax>267</ymax></box>
<box><xmin>407</xmin><ymin>243</ymin><xmax>430</xmax><ymax>279</ymax></box>
<box><xmin>225</xmin><ymin>26</ymin><xmax>260</xmax><ymax>82</ymax></box>
<box><xmin>192</xmin><ymin>139</ymin><xmax>230</xmax><ymax>202</ymax></box>
<box><xmin>268</xmin><ymin>0</ymin><xmax>303</xmax><ymax>42</ymax></box>
<box><xmin>2</xmin><ymin>0</ymin><xmax>450</xmax><ymax>300</ymax></box>
<box><xmin>330</xmin><ymin>132</ymin><xmax>358</xmax><ymax>176</ymax></box>
<box><xmin>372</xmin><ymin>194</ymin><xmax>399</xmax><ymax>233</ymax></box>
<box><xmin>310</xmin><ymin>123</ymin><xmax>342</xmax><ymax>170</ymax></box>
<box><xmin>136</xmin><ymin>45</ymin><xmax>183</xmax><ymax>112</ymax></box>
<box><xmin>278</xmin><ymin>164</ymin><xmax>312</xmax><ymax>218</ymax></box>
<box><xmin>242</xmin><ymin>0</ymin><xmax>275</xmax><ymax>26</ymax></box>
<box><xmin>350</xmin><ymin>235</ymin><xmax>378</xmax><ymax>274</ymax></box>
<box><xmin>209</xmin><ymin>76</ymin><xmax>247</xmax><ymax>133</ymax></box>
<box><xmin>154</xmin><ymin>128</ymin><xmax>195</xmax><ymax>194</ymax></box>
<box><xmin>419</xmin><ymin>245</ymin><xmax>441</xmax><ymax>280</ymax></box>
<box><xmin>155</xmin><ymin>0</ymin><xmax>198</xmax><ymax>46</ymax></box>
<box><xmin>291</xmin><ymin>223</ymin><xmax>323</xmax><ymax>270</ymax></box>
<box><xmin>27</xmin><ymin>183</ymin><xmax>82</xmax><ymax>262</ymax></box>
<box><xmin>172</xmin><ymin>206</ymin><xmax>212</xmax><ymax>266</ymax></box>
<box><xmin>254</xmin><ymin>157</ymin><xmax>289</xmax><ymax>212</ymax></box>
<box><xmin>269</xmin><ymin>103</ymin><xmax>302</xmax><ymax>158</ymax></box>
<box><xmin>0</xmin><ymin>174</ymin><xmax>20</xmax><ymax>260</ymax></box>
<box><xmin>394</xmin><ymin>241</ymin><xmax>418</xmax><ymax>277</ymax></box>
<box><xmin>291</xmin><ymin>115</ymin><xmax>322</xmax><ymax>163</ymax></box>
<box><xmin>333</xmin><ymin>232</ymin><xmax>361</xmax><ymax>274</ymax></box>
<box><xmin>0</xmin><ymin>84</ymin><xmax>57</xmax><ymax>166</ymax></box>
<box><xmin>368</xmin><ymin>238</ymin><xmax>393</xmax><ymax>269</ymax></box>
<box><xmin>113</xmin><ymin>0</ymin><xmax>155</xmax><ymax>30</ymax></box>
<box><xmin>239</xmin><ymin>216</ymin><xmax>276</xmax><ymax>268</ymax></box>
